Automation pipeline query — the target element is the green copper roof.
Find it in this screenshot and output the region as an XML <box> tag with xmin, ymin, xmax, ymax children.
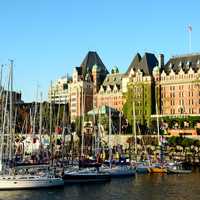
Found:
<box><xmin>87</xmin><ymin>105</ymin><xmax>118</xmax><ymax>115</ymax></box>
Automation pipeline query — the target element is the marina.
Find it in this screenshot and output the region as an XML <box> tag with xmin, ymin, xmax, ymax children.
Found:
<box><xmin>0</xmin><ymin>0</ymin><xmax>200</xmax><ymax>199</ymax></box>
<box><xmin>0</xmin><ymin>172</ymin><xmax>199</xmax><ymax>200</ymax></box>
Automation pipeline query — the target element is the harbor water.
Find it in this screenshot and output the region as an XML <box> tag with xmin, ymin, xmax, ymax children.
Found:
<box><xmin>0</xmin><ymin>172</ymin><xmax>200</xmax><ymax>200</ymax></box>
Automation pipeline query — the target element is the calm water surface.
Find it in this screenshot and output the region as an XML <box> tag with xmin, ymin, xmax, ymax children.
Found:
<box><xmin>0</xmin><ymin>173</ymin><xmax>200</xmax><ymax>200</ymax></box>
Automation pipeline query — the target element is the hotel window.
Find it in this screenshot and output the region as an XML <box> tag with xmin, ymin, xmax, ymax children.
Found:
<box><xmin>71</xmin><ymin>109</ymin><xmax>76</xmax><ymax>113</ymax></box>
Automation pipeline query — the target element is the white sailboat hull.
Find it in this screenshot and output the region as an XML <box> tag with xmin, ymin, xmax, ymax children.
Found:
<box><xmin>0</xmin><ymin>176</ymin><xmax>64</xmax><ymax>190</ymax></box>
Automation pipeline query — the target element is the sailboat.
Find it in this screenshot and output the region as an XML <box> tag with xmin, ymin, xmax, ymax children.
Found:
<box><xmin>148</xmin><ymin>85</ymin><xmax>167</xmax><ymax>174</ymax></box>
<box><xmin>63</xmin><ymin>86</ymin><xmax>111</xmax><ymax>183</ymax></box>
<box><xmin>100</xmin><ymin>106</ymin><xmax>135</xmax><ymax>178</ymax></box>
<box><xmin>0</xmin><ymin>61</ymin><xmax>64</xmax><ymax>190</ymax></box>
<box><xmin>0</xmin><ymin>174</ymin><xmax>64</xmax><ymax>190</ymax></box>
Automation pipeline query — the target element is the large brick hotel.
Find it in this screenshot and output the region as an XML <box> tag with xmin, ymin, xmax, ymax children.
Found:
<box><xmin>48</xmin><ymin>51</ymin><xmax>200</xmax><ymax>131</ymax></box>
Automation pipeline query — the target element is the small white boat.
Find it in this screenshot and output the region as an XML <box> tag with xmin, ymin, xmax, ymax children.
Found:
<box><xmin>167</xmin><ymin>163</ymin><xmax>192</xmax><ymax>174</ymax></box>
<box><xmin>0</xmin><ymin>175</ymin><xmax>64</xmax><ymax>190</ymax></box>
<box><xmin>136</xmin><ymin>164</ymin><xmax>150</xmax><ymax>174</ymax></box>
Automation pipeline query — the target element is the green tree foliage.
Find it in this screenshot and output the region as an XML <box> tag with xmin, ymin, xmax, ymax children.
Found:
<box><xmin>167</xmin><ymin>136</ymin><xmax>200</xmax><ymax>147</ymax></box>
<box><xmin>162</xmin><ymin>116</ymin><xmax>200</xmax><ymax>129</ymax></box>
<box><xmin>100</xmin><ymin>114</ymin><xmax>109</xmax><ymax>132</ymax></box>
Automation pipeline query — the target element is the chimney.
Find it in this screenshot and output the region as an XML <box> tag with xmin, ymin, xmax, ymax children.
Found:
<box><xmin>158</xmin><ymin>54</ymin><xmax>164</xmax><ymax>68</ymax></box>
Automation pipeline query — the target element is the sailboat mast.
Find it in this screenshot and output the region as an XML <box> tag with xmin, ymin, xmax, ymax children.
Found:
<box><xmin>56</xmin><ymin>89</ymin><xmax>61</xmax><ymax>127</ymax></box>
<box><xmin>0</xmin><ymin>65</ymin><xmax>3</xmax><ymax>90</ymax></box>
<box><xmin>50</xmin><ymin>81</ymin><xmax>53</xmax><ymax>166</ymax></box>
<box><xmin>39</xmin><ymin>92</ymin><xmax>43</xmax><ymax>142</ymax></box>
<box><xmin>33</xmin><ymin>85</ymin><xmax>39</xmax><ymax>136</ymax></box>
<box><xmin>61</xmin><ymin>102</ymin><xmax>66</xmax><ymax>166</ymax></box>
<box><xmin>9</xmin><ymin>60</ymin><xmax>13</xmax><ymax>163</ymax></box>
<box><xmin>0</xmin><ymin>70</ymin><xmax>10</xmax><ymax>171</ymax></box>
<box><xmin>92</xmin><ymin>109</ymin><xmax>95</xmax><ymax>156</ymax></box>
<box><xmin>97</xmin><ymin>108</ymin><xmax>100</xmax><ymax>155</ymax></box>
<box><xmin>108</xmin><ymin>106</ymin><xmax>112</xmax><ymax>168</ymax></box>
<box><xmin>81</xmin><ymin>86</ymin><xmax>84</xmax><ymax>157</ymax></box>
<box><xmin>119</xmin><ymin>112</ymin><xmax>121</xmax><ymax>135</ymax></box>
<box><xmin>132</xmin><ymin>100</ymin><xmax>137</xmax><ymax>160</ymax></box>
<box><xmin>155</xmin><ymin>85</ymin><xmax>160</xmax><ymax>146</ymax></box>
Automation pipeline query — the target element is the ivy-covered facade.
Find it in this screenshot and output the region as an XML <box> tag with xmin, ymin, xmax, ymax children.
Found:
<box><xmin>123</xmin><ymin>73</ymin><xmax>155</xmax><ymax>127</ymax></box>
<box><xmin>123</xmin><ymin>53</ymin><xmax>158</xmax><ymax>128</ymax></box>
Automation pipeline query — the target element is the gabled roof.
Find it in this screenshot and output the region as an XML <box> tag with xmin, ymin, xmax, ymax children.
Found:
<box><xmin>126</xmin><ymin>53</ymin><xmax>141</xmax><ymax>75</ymax></box>
<box><xmin>163</xmin><ymin>53</ymin><xmax>200</xmax><ymax>74</ymax></box>
<box><xmin>80</xmin><ymin>51</ymin><xmax>108</xmax><ymax>77</ymax></box>
<box><xmin>126</xmin><ymin>52</ymin><xmax>158</xmax><ymax>76</ymax></box>
<box><xmin>87</xmin><ymin>105</ymin><xmax>118</xmax><ymax>115</ymax></box>
<box><xmin>75</xmin><ymin>67</ymin><xmax>82</xmax><ymax>75</ymax></box>
<box><xmin>102</xmin><ymin>73</ymin><xmax>123</xmax><ymax>88</ymax></box>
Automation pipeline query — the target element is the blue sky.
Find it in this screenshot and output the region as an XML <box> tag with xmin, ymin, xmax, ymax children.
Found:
<box><xmin>0</xmin><ymin>0</ymin><xmax>199</xmax><ymax>102</ymax></box>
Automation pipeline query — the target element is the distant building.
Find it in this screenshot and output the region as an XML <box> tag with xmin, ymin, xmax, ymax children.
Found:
<box><xmin>96</xmin><ymin>66</ymin><xmax>124</xmax><ymax>111</ymax></box>
<box><xmin>65</xmin><ymin>51</ymin><xmax>108</xmax><ymax>121</ymax></box>
<box><xmin>48</xmin><ymin>76</ymin><xmax>71</xmax><ymax>104</ymax></box>
<box><xmin>0</xmin><ymin>89</ymin><xmax>22</xmax><ymax>105</ymax></box>
<box><xmin>159</xmin><ymin>53</ymin><xmax>200</xmax><ymax>116</ymax></box>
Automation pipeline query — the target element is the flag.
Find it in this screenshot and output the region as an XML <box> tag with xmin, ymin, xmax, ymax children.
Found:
<box><xmin>188</xmin><ymin>24</ymin><xmax>192</xmax><ymax>32</ymax></box>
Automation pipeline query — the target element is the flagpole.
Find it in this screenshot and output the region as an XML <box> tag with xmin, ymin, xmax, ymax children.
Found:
<box><xmin>188</xmin><ymin>25</ymin><xmax>192</xmax><ymax>53</ymax></box>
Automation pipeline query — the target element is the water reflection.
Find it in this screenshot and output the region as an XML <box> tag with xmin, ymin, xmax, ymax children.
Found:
<box><xmin>0</xmin><ymin>173</ymin><xmax>200</xmax><ymax>200</ymax></box>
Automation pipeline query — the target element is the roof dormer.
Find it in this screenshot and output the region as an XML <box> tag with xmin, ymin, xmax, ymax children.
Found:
<box><xmin>186</xmin><ymin>61</ymin><xmax>191</xmax><ymax>67</ymax></box>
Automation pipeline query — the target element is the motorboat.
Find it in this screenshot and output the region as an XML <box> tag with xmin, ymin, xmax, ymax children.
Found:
<box><xmin>167</xmin><ymin>162</ymin><xmax>192</xmax><ymax>174</ymax></box>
